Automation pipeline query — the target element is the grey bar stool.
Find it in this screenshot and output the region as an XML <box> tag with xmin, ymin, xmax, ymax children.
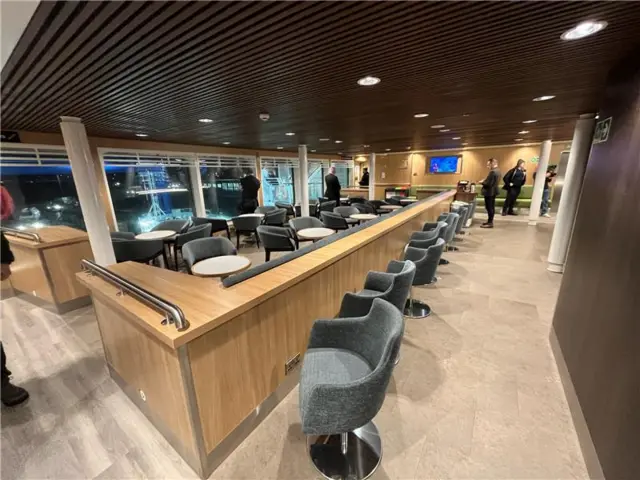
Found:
<box><xmin>437</xmin><ymin>212</ymin><xmax>459</xmax><ymax>264</ymax></box>
<box><xmin>300</xmin><ymin>298</ymin><xmax>403</xmax><ymax>480</ymax></box>
<box><xmin>402</xmin><ymin>238</ymin><xmax>446</xmax><ymax>318</ymax></box>
<box><xmin>408</xmin><ymin>220</ymin><xmax>447</xmax><ymax>249</ymax></box>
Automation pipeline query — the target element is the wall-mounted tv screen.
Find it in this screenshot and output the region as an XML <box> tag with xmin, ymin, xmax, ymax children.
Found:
<box><xmin>428</xmin><ymin>155</ymin><xmax>461</xmax><ymax>174</ymax></box>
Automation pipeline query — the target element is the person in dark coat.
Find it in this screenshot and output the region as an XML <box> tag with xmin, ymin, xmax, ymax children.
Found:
<box><xmin>479</xmin><ymin>158</ymin><xmax>501</xmax><ymax>228</ymax></box>
<box><xmin>324</xmin><ymin>166</ymin><xmax>341</xmax><ymax>203</ymax></box>
<box><xmin>502</xmin><ymin>159</ymin><xmax>527</xmax><ymax>216</ymax></box>
<box><xmin>239</xmin><ymin>171</ymin><xmax>261</xmax><ymax>214</ymax></box>
<box><xmin>359</xmin><ymin>167</ymin><xmax>370</xmax><ymax>187</ymax></box>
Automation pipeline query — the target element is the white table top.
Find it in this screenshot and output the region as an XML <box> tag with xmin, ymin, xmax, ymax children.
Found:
<box><xmin>239</xmin><ymin>213</ymin><xmax>265</xmax><ymax>218</ymax></box>
<box><xmin>350</xmin><ymin>213</ymin><xmax>378</xmax><ymax>221</ymax></box>
<box><xmin>297</xmin><ymin>227</ymin><xmax>335</xmax><ymax>240</ymax></box>
<box><xmin>135</xmin><ymin>230</ymin><xmax>176</xmax><ymax>240</ymax></box>
<box><xmin>379</xmin><ymin>205</ymin><xmax>402</xmax><ymax>210</ymax></box>
<box><xmin>191</xmin><ymin>255</ymin><xmax>251</xmax><ymax>277</ymax></box>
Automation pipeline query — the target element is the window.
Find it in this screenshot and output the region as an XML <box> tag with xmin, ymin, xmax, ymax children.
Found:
<box><xmin>0</xmin><ymin>144</ymin><xmax>85</xmax><ymax>230</ymax></box>
<box><xmin>307</xmin><ymin>159</ymin><xmax>354</xmax><ymax>201</ymax></box>
<box><xmin>334</xmin><ymin>164</ymin><xmax>352</xmax><ymax>188</ymax></box>
<box><xmin>260</xmin><ymin>157</ymin><xmax>297</xmax><ymax>205</ymax></box>
<box><xmin>199</xmin><ymin>155</ymin><xmax>256</xmax><ymax>219</ymax></box>
<box><xmin>101</xmin><ymin>150</ymin><xmax>196</xmax><ymax>233</ymax></box>
<box><xmin>308</xmin><ymin>163</ymin><xmax>325</xmax><ymax>201</ymax></box>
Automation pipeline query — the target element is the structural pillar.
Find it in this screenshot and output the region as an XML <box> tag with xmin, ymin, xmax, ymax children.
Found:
<box><xmin>547</xmin><ymin>113</ymin><xmax>596</xmax><ymax>273</ymax></box>
<box><xmin>189</xmin><ymin>160</ymin><xmax>206</xmax><ymax>217</ymax></box>
<box><xmin>60</xmin><ymin>116</ymin><xmax>116</xmax><ymax>266</ymax></box>
<box><xmin>298</xmin><ymin>145</ymin><xmax>310</xmax><ymax>216</ymax></box>
<box><xmin>528</xmin><ymin>139</ymin><xmax>552</xmax><ymax>225</ymax></box>
<box><xmin>368</xmin><ymin>152</ymin><xmax>376</xmax><ymax>201</ymax></box>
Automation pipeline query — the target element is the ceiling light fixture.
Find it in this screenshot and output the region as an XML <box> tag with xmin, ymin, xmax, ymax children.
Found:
<box><xmin>357</xmin><ymin>76</ymin><xmax>380</xmax><ymax>86</ymax></box>
<box><xmin>406</xmin><ymin>146</ymin><xmax>412</xmax><ymax>150</ymax></box>
<box><xmin>439</xmin><ymin>129</ymin><xmax>450</xmax><ymax>132</ymax></box>
<box><xmin>463</xmin><ymin>113</ymin><xmax>471</xmax><ymax>117</ymax></box>
<box><xmin>285</xmin><ymin>132</ymin><xmax>295</xmax><ymax>136</ymax></box>
<box><xmin>519</xmin><ymin>130</ymin><xmax>530</xmax><ymax>134</ymax></box>
<box><xmin>414</xmin><ymin>113</ymin><xmax>429</xmax><ymax>118</ymax></box>
<box><xmin>363</xmin><ymin>144</ymin><xmax>370</xmax><ymax>147</ymax></box>
<box><xmin>533</xmin><ymin>95</ymin><xmax>555</xmax><ymax>102</ymax></box>
<box><xmin>561</xmin><ymin>20</ymin><xmax>607</xmax><ymax>41</ymax></box>
<box><xmin>319</xmin><ymin>138</ymin><xmax>330</xmax><ymax>141</ymax></box>
<box><xmin>595</xmin><ymin>114</ymin><xmax>600</xmax><ymax>119</ymax></box>
<box><xmin>277</xmin><ymin>146</ymin><xmax>283</xmax><ymax>150</ymax></box>
<box><xmin>385</xmin><ymin>148</ymin><xmax>391</xmax><ymax>152</ymax></box>
<box><xmin>135</xmin><ymin>133</ymin><xmax>148</xmax><ymax>137</ymax></box>
<box><xmin>514</xmin><ymin>138</ymin><xmax>523</xmax><ymax>142</ymax></box>
<box><xmin>462</xmin><ymin>143</ymin><xmax>469</xmax><ymax>146</ymax></box>
<box><xmin>198</xmin><ymin>118</ymin><xmax>213</xmax><ymax>123</ymax></box>
<box><xmin>311</xmin><ymin>149</ymin><xmax>316</xmax><ymax>153</ymax></box>
<box><xmin>522</xmin><ymin>119</ymin><xmax>537</xmax><ymax>124</ymax></box>
<box><xmin>431</xmin><ymin>124</ymin><xmax>445</xmax><ymax>129</ymax></box>
<box><xmin>452</xmin><ymin>137</ymin><xmax>461</xmax><ymax>140</ymax></box>
<box><xmin>222</xmin><ymin>142</ymin><xmax>230</xmax><ymax>145</ymax></box>
<box><xmin>335</xmin><ymin>140</ymin><xmax>343</xmax><ymax>144</ymax></box>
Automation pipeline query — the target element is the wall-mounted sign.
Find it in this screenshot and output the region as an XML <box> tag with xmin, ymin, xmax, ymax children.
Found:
<box><xmin>593</xmin><ymin>117</ymin><xmax>612</xmax><ymax>144</ymax></box>
<box><xmin>0</xmin><ymin>131</ymin><xmax>21</xmax><ymax>143</ymax></box>
<box><xmin>531</xmin><ymin>156</ymin><xmax>540</xmax><ymax>164</ymax></box>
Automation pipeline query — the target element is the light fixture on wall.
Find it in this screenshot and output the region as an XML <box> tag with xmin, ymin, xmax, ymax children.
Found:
<box><xmin>533</xmin><ymin>95</ymin><xmax>555</xmax><ymax>102</ymax></box>
<box><xmin>414</xmin><ymin>113</ymin><xmax>429</xmax><ymax>118</ymax></box>
<box><xmin>561</xmin><ymin>20</ymin><xmax>607</xmax><ymax>41</ymax></box>
<box><xmin>522</xmin><ymin>119</ymin><xmax>537</xmax><ymax>124</ymax></box>
<box><xmin>198</xmin><ymin>118</ymin><xmax>214</xmax><ymax>123</ymax></box>
<box><xmin>135</xmin><ymin>133</ymin><xmax>148</xmax><ymax>137</ymax></box>
<box><xmin>357</xmin><ymin>76</ymin><xmax>380</xmax><ymax>86</ymax></box>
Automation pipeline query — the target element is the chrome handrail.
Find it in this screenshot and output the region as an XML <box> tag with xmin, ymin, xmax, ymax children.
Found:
<box><xmin>81</xmin><ymin>259</ymin><xmax>189</xmax><ymax>332</ymax></box>
<box><xmin>1</xmin><ymin>227</ymin><xmax>42</xmax><ymax>243</ymax></box>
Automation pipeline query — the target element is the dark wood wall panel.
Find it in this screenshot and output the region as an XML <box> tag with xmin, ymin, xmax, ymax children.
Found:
<box><xmin>552</xmin><ymin>50</ymin><xmax>640</xmax><ymax>480</ymax></box>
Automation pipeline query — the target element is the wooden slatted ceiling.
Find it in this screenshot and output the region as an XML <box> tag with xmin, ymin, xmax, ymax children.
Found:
<box><xmin>2</xmin><ymin>1</ymin><xmax>640</xmax><ymax>154</ymax></box>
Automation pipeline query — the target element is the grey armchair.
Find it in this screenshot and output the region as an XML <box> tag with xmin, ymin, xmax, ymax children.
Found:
<box><xmin>402</xmin><ymin>238</ymin><xmax>446</xmax><ymax>318</ymax></box>
<box><xmin>256</xmin><ymin>225</ymin><xmax>296</xmax><ymax>262</ymax></box>
<box><xmin>349</xmin><ymin>196</ymin><xmax>367</xmax><ymax>205</ymax></box>
<box><xmin>112</xmin><ymin>238</ymin><xmax>165</xmax><ymax>265</ymax></box>
<box><xmin>387</xmin><ymin>196</ymin><xmax>403</xmax><ymax>206</ymax></box>
<box><xmin>110</xmin><ymin>231</ymin><xmax>135</xmax><ymax>240</ymax></box>
<box><xmin>334</xmin><ymin>206</ymin><xmax>360</xmax><ymax>226</ymax></box>
<box><xmin>182</xmin><ymin>236</ymin><xmax>237</xmax><ymax>274</ymax></box>
<box><xmin>172</xmin><ymin>224</ymin><xmax>212</xmax><ymax>271</ymax></box>
<box><xmin>408</xmin><ymin>221</ymin><xmax>447</xmax><ymax>249</ymax></box>
<box><xmin>338</xmin><ymin>260</ymin><xmax>416</xmax><ymax>318</ymax></box>
<box><xmin>289</xmin><ymin>216</ymin><xmax>324</xmax><ymax>248</ymax></box>
<box><xmin>369</xmin><ymin>200</ymin><xmax>390</xmax><ymax>215</ymax></box>
<box><xmin>255</xmin><ymin>205</ymin><xmax>278</xmax><ymax>214</ymax></box>
<box><xmin>232</xmin><ymin>215</ymin><xmax>263</xmax><ymax>249</ymax></box>
<box><xmin>275</xmin><ymin>201</ymin><xmax>296</xmax><ymax>218</ymax></box>
<box><xmin>152</xmin><ymin>219</ymin><xmax>189</xmax><ymax>234</ymax></box>
<box><xmin>354</xmin><ymin>202</ymin><xmax>376</xmax><ymax>215</ymax></box>
<box><xmin>300</xmin><ymin>298</ymin><xmax>403</xmax><ymax>480</ymax></box>
<box><xmin>192</xmin><ymin>217</ymin><xmax>231</xmax><ymax>239</ymax></box>
<box><xmin>263</xmin><ymin>208</ymin><xmax>287</xmax><ymax>227</ymax></box>
<box><xmin>321</xmin><ymin>211</ymin><xmax>349</xmax><ymax>231</ymax></box>
<box><xmin>317</xmin><ymin>200</ymin><xmax>337</xmax><ymax>218</ymax></box>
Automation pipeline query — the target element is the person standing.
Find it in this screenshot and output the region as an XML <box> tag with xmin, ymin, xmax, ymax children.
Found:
<box><xmin>359</xmin><ymin>167</ymin><xmax>370</xmax><ymax>187</ymax></box>
<box><xmin>534</xmin><ymin>165</ymin><xmax>557</xmax><ymax>217</ymax></box>
<box><xmin>479</xmin><ymin>158</ymin><xmax>501</xmax><ymax>228</ymax></box>
<box><xmin>239</xmin><ymin>170</ymin><xmax>261</xmax><ymax>214</ymax></box>
<box><xmin>324</xmin><ymin>165</ymin><xmax>341</xmax><ymax>203</ymax></box>
<box><xmin>502</xmin><ymin>159</ymin><xmax>527</xmax><ymax>216</ymax></box>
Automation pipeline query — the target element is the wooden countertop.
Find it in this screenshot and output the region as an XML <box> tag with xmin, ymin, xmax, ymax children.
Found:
<box><xmin>4</xmin><ymin>225</ymin><xmax>89</xmax><ymax>249</ymax></box>
<box><xmin>77</xmin><ymin>190</ymin><xmax>456</xmax><ymax>349</ymax></box>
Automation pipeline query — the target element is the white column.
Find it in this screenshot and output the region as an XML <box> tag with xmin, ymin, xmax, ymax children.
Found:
<box><xmin>547</xmin><ymin>113</ymin><xmax>596</xmax><ymax>273</ymax></box>
<box><xmin>60</xmin><ymin>116</ymin><xmax>116</xmax><ymax>266</ymax></box>
<box><xmin>528</xmin><ymin>140</ymin><xmax>552</xmax><ymax>225</ymax></box>
<box><xmin>368</xmin><ymin>153</ymin><xmax>376</xmax><ymax>201</ymax></box>
<box><xmin>189</xmin><ymin>160</ymin><xmax>206</xmax><ymax>217</ymax></box>
<box><xmin>298</xmin><ymin>145</ymin><xmax>310</xmax><ymax>216</ymax></box>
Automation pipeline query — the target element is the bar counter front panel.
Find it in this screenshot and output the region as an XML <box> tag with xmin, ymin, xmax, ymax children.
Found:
<box><xmin>78</xmin><ymin>190</ymin><xmax>456</xmax><ymax>477</ymax></box>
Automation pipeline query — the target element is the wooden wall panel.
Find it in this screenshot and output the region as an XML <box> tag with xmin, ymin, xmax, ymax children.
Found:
<box><xmin>189</xmin><ymin>198</ymin><xmax>449</xmax><ymax>453</ymax></box>
<box><xmin>552</xmin><ymin>53</ymin><xmax>640</xmax><ymax>479</ymax></box>
<box><xmin>42</xmin><ymin>240</ymin><xmax>92</xmax><ymax>303</ymax></box>
<box><xmin>93</xmin><ymin>296</ymin><xmax>197</xmax><ymax>457</ymax></box>
<box><xmin>8</xmin><ymin>245</ymin><xmax>53</xmax><ymax>302</ymax></box>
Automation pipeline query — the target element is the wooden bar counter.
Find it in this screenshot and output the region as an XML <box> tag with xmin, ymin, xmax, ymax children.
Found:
<box><xmin>3</xmin><ymin>225</ymin><xmax>93</xmax><ymax>312</ymax></box>
<box><xmin>77</xmin><ymin>190</ymin><xmax>456</xmax><ymax>478</ymax></box>
<box><xmin>341</xmin><ymin>186</ymin><xmax>370</xmax><ymax>199</ymax></box>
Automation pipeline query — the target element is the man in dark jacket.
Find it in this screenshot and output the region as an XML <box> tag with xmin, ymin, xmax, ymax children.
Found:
<box><xmin>324</xmin><ymin>166</ymin><xmax>341</xmax><ymax>203</ymax></box>
<box><xmin>1</xmin><ymin>232</ymin><xmax>30</xmax><ymax>406</ymax></box>
<box><xmin>502</xmin><ymin>159</ymin><xmax>527</xmax><ymax>216</ymax></box>
<box><xmin>359</xmin><ymin>167</ymin><xmax>370</xmax><ymax>187</ymax></box>
<box><xmin>479</xmin><ymin>158</ymin><xmax>501</xmax><ymax>228</ymax></box>
<box><xmin>239</xmin><ymin>171</ymin><xmax>261</xmax><ymax>214</ymax></box>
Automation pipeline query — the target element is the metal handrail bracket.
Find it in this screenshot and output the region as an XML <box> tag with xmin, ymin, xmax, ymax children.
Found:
<box><xmin>1</xmin><ymin>226</ymin><xmax>42</xmax><ymax>243</ymax></box>
<box><xmin>80</xmin><ymin>259</ymin><xmax>189</xmax><ymax>332</ymax></box>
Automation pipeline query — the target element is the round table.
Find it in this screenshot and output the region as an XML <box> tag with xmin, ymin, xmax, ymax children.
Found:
<box><xmin>191</xmin><ymin>255</ymin><xmax>251</xmax><ymax>278</ymax></box>
<box><xmin>297</xmin><ymin>227</ymin><xmax>335</xmax><ymax>241</ymax></box>
<box><xmin>378</xmin><ymin>205</ymin><xmax>402</xmax><ymax>211</ymax></box>
<box><xmin>350</xmin><ymin>213</ymin><xmax>378</xmax><ymax>223</ymax></box>
<box><xmin>135</xmin><ymin>230</ymin><xmax>176</xmax><ymax>240</ymax></box>
<box><xmin>239</xmin><ymin>213</ymin><xmax>264</xmax><ymax>218</ymax></box>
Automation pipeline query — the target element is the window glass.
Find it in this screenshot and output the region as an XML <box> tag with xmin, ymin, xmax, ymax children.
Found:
<box><xmin>261</xmin><ymin>165</ymin><xmax>295</xmax><ymax>205</ymax></box>
<box><xmin>0</xmin><ymin>165</ymin><xmax>85</xmax><ymax>230</ymax></box>
<box><xmin>334</xmin><ymin>165</ymin><xmax>351</xmax><ymax>188</ymax></box>
<box><xmin>201</xmin><ymin>166</ymin><xmax>254</xmax><ymax>219</ymax></box>
<box><xmin>308</xmin><ymin>164</ymin><xmax>324</xmax><ymax>201</ymax></box>
<box><xmin>105</xmin><ymin>165</ymin><xmax>194</xmax><ymax>233</ymax></box>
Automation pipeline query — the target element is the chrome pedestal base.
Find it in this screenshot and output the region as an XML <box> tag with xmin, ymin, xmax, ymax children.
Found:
<box><xmin>403</xmin><ymin>298</ymin><xmax>431</xmax><ymax>318</ymax></box>
<box><xmin>307</xmin><ymin>422</ymin><xmax>382</xmax><ymax>480</ymax></box>
<box><xmin>439</xmin><ymin>258</ymin><xmax>450</xmax><ymax>265</ymax></box>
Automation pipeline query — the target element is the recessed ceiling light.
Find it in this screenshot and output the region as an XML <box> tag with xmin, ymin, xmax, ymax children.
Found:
<box><xmin>335</xmin><ymin>140</ymin><xmax>343</xmax><ymax>144</ymax></box>
<box><xmin>519</xmin><ymin>130</ymin><xmax>529</xmax><ymax>134</ymax></box>
<box><xmin>135</xmin><ymin>133</ymin><xmax>148</xmax><ymax>137</ymax></box>
<box><xmin>277</xmin><ymin>146</ymin><xmax>283</xmax><ymax>150</ymax></box>
<box><xmin>311</xmin><ymin>149</ymin><xmax>316</xmax><ymax>153</ymax></box>
<box><xmin>319</xmin><ymin>138</ymin><xmax>330</xmax><ymax>141</ymax></box>
<box><xmin>561</xmin><ymin>20</ymin><xmax>607</xmax><ymax>41</ymax></box>
<box><xmin>439</xmin><ymin>129</ymin><xmax>450</xmax><ymax>132</ymax></box>
<box><xmin>357</xmin><ymin>76</ymin><xmax>380</xmax><ymax>86</ymax></box>
<box><xmin>533</xmin><ymin>95</ymin><xmax>555</xmax><ymax>102</ymax></box>
<box><xmin>463</xmin><ymin>113</ymin><xmax>471</xmax><ymax>117</ymax></box>
<box><xmin>385</xmin><ymin>148</ymin><xmax>391</xmax><ymax>152</ymax></box>
<box><xmin>222</xmin><ymin>141</ymin><xmax>230</xmax><ymax>145</ymax></box>
<box><xmin>431</xmin><ymin>124</ymin><xmax>445</xmax><ymax>129</ymax></box>
<box><xmin>514</xmin><ymin>138</ymin><xmax>523</xmax><ymax>142</ymax></box>
<box><xmin>522</xmin><ymin>119</ymin><xmax>537</xmax><ymax>124</ymax></box>
<box><xmin>414</xmin><ymin>113</ymin><xmax>429</xmax><ymax>118</ymax></box>
<box><xmin>337</xmin><ymin>152</ymin><xmax>343</xmax><ymax>155</ymax></box>
<box><xmin>198</xmin><ymin>118</ymin><xmax>213</xmax><ymax>123</ymax></box>
<box><xmin>452</xmin><ymin>137</ymin><xmax>461</xmax><ymax>140</ymax></box>
<box><xmin>595</xmin><ymin>114</ymin><xmax>600</xmax><ymax>119</ymax></box>
<box><xmin>285</xmin><ymin>132</ymin><xmax>295</xmax><ymax>136</ymax></box>
<box><xmin>406</xmin><ymin>146</ymin><xmax>412</xmax><ymax>150</ymax></box>
<box><xmin>462</xmin><ymin>143</ymin><xmax>469</xmax><ymax>146</ymax></box>
<box><xmin>363</xmin><ymin>144</ymin><xmax>370</xmax><ymax>147</ymax></box>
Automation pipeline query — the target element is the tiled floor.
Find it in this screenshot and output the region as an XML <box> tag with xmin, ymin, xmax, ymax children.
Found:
<box><xmin>0</xmin><ymin>220</ymin><xmax>589</xmax><ymax>479</ymax></box>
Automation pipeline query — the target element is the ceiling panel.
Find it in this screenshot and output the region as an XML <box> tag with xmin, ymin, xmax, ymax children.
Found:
<box><xmin>2</xmin><ymin>1</ymin><xmax>639</xmax><ymax>154</ymax></box>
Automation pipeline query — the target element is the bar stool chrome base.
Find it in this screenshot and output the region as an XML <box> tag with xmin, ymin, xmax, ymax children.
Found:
<box><xmin>307</xmin><ymin>422</ymin><xmax>382</xmax><ymax>480</ymax></box>
<box><xmin>439</xmin><ymin>258</ymin><xmax>450</xmax><ymax>265</ymax></box>
<box><xmin>404</xmin><ymin>297</ymin><xmax>431</xmax><ymax>318</ymax></box>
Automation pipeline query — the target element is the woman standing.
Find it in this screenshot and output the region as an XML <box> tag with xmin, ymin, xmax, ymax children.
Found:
<box><xmin>502</xmin><ymin>159</ymin><xmax>527</xmax><ymax>216</ymax></box>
